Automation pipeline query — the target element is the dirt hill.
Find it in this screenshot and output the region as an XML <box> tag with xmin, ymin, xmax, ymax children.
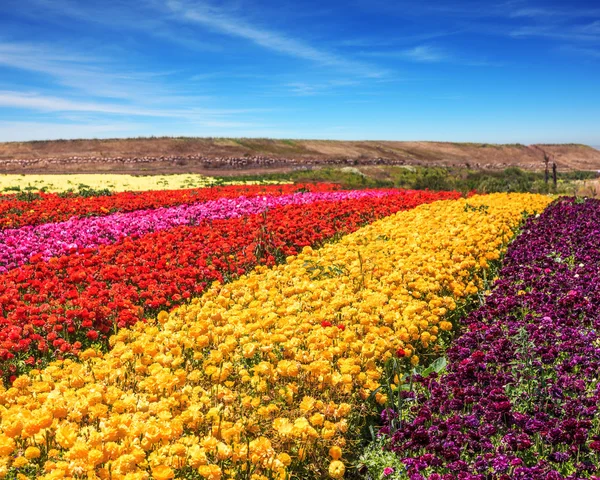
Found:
<box><xmin>0</xmin><ymin>138</ymin><xmax>598</xmax><ymax>174</ymax></box>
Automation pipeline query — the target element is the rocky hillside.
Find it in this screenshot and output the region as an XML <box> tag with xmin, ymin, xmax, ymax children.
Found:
<box><xmin>0</xmin><ymin>138</ymin><xmax>598</xmax><ymax>174</ymax></box>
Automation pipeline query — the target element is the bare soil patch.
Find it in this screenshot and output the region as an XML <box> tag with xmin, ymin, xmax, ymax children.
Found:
<box><xmin>0</xmin><ymin>138</ymin><xmax>598</xmax><ymax>174</ymax></box>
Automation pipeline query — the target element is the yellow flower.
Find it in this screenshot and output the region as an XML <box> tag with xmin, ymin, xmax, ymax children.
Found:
<box><xmin>309</xmin><ymin>413</ymin><xmax>325</xmax><ymax>427</ymax></box>
<box><xmin>273</xmin><ymin>418</ymin><xmax>293</xmax><ymax>437</ymax></box>
<box><xmin>152</xmin><ymin>465</ymin><xmax>175</xmax><ymax>480</ymax></box>
<box><xmin>88</xmin><ymin>449</ymin><xmax>104</xmax><ymax>466</ymax></box>
<box><xmin>24</xmin><ymin>446</ymin><xmax>41</xmax><ymax>459</ymax></box>
<box><xmin>198</xmin><ymin>464</ymin><xmax>222</xmax><ymax>480</ymax></box>
<box><xmin>0</xmin><ymin>174</ymin><xmax>285</xmax><ymax>192</ymax></box>
<box><xmin>0</xmin><ymin>193</ymin><xmax>552</xmax><ymax>480</ymax></box>
<box><xmin>12</xmin><ymin>376</ymin><xmax>30</xmax><ymax>390</ymax></box>
<box><xmin>328</xmin><ymin>460</ymin><xmax>345</xmax><ymax>479</ymax></box>
<box><xmin>12</xmin><ymin>456</ymin><xmax>28</xmax><ymax>468</ymax></box>
<box><xmin>47</xmin><ymin>449</ymin><xmax>60</xmax><ymax>458</ymax></box>
<box><xmin>0</xmin><ymin>435</ymin><xmax>15</xmax><ymax>456</ymax></box>
<box><xmin>329</xmin><ymin>446</ymin><xmax>342</xmax><ymax>460</ymax></box>
<box><xmin>3</xmin><ymin>420</ymin><xmax>23</xmax><ymax>438</ymax></box>
<box><xmin>299</xmin><ymin>396</ymin><xmax>316</xmax><ymax>413</ymax></box>
<box><xmin>55</xmin><ymin>424</ymin><xmax>78</xmax><ymax>449</ymax></box>
<box><xmin>439</xmin><ymin>321</ymin><xmax>453</xmax><ymax>331</ymax></box>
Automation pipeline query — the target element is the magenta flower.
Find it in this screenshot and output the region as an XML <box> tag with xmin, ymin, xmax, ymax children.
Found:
<box><xmin>0</xmin><ymin>189</ymin><xmax>398</xmax><ymax>272</ymax></box>
<box><xmin>383</xmin><ymin>466</ymin><xmax>395</xmax><ymax>476</ymax></box>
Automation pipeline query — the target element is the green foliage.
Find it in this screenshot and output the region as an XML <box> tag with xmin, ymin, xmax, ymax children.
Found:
<box><xmin>57</xmin><ymin>186</ymin><xmax>113</xmax><ymax>198</ymax></box>
<box><xmin>464</xmin><ymin>203</ymin><xmax>489</xmax><ymax>213</ymax></box>
<box><xmin>214</xmin><ymin>166</ymin><xmax>595</xmax><ymax>194</ymax></box>
<box><xmin>357</xmin><ymin>438</ymin><xmax>405</xmax><ymax>479</ymax></box>
<box><xmin>15</xmin><ymin>191</ymin><xmax>43</xmax><ymax>202</ymax></box>
<box><xmin>412</xmin><ymin>169</ymin><xmax>453</xmax><ymax>191</ymax></box>
<box><xmin>215</xmin><ymin>168</ymin><xmax>392</xmax><ymax>189</ymax></box>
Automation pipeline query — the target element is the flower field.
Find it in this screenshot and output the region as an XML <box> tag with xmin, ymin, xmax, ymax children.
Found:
<box><xmin>0</xmin><ymin>188</ymin><xmax>404</xmax><ymax>272</ymax></box>
<box><xmin>0</xmin><ymin>187</ymin><xmax>457</xmax><ymax>380</ymax></box>
<box><xmin>0</xmin><ymin>181</ymin><xmax>558</xmax><ymax>480</ymax></box>
<box><xmin>377</xmin><ymin>197</ymin><xmax>600</xmax><ymax>479</ymax></box>
<box><xmin>0</xmin><ymin>184</ymin><xmax>330</xmax><ymax>230</ymax></box>
<box><xmin>0</xmin><ymin>174</ymin><xmax>279</xmax><ymax>193</ymax></box>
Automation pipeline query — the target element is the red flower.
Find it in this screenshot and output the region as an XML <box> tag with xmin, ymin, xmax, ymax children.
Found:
<box><xmin>0</xmin><ymin>183</ymin><xmax>339</xmax><ymax>229</ymax></box>
<box><xmin>321</xmin><ymin>321</ymin><xmax>332</xmax><ymax>328</ymax></box>
<box><xmin>396</xmin><ymin>348</ymin><xmax>406</xmax><ymax>358</ymax></box>
<box><xmin>0</xmin><ymin>188</ymin><xmax>461</xmax><ymax>383</ymax></box>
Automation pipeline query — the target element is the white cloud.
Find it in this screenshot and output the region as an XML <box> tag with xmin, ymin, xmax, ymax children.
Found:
<box><xmin>0</xmin><ymin>91</ymin><xmax>266</xmax><ymax>119</ymax></box>
<box><xmin>0</xmin><ymin>121</ymin><xmax>141</xmax><ymax>142</ymax></box>
<box><xmin>0</xmin><ymin>119</ymin><xmax>279</xmax><ymax>142</ymax></box>
<box><xmin>558</xmin><ymin>45</ymin><xmax>600</xmax><ymax>59</ymax></box>
<box><xmin>361</xmin><ymin>45</ymin><xmax>450</xmax><ymax>63</ymax></box>
<box><xmin>401</xmin><ymin>45</ymin><xmax>449</xmax><ymax>63</ymax></box>
<box><xmin>8</xmin><ymin>0</ymin><xmax>387</xmax><ymax>77</ymax></box>
<box><xmin>11</xmin><ymin>0</ymin><xmax>220</xmax><ymax>53</ymax></box>
<box><xmin>283</xmin><ymin>79</ymin><xmax>362</xmax><ymax>96</ymax></box>
<box><xmin>0</xmin><ymin>91</ymin><xmax>178</xmax><ymax>117</ymax></box>
<box><xmin>0</xmin><ymin>41</ymin><xmax>195</xmax><ymax>103</ymax></box>
<box><xmin>165</xmin><ymin>0</ymin><xmax>385</xmax><ymax>77</ymax></box>
<box><xmin>510</xmin><ymin>7</ymin><xmax>600</xmax><ymax>19</ymax></box>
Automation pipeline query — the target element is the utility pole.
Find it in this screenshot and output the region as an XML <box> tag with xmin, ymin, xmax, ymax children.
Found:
<box><xmin>552</xmin><ymin>162</ymin><xmax>557</xmax><ymax>189</ymax></box>
<box><xmin>544</xmin><ymin>153</ymin><xmax>550</xmax><ymax>185</ymax></box>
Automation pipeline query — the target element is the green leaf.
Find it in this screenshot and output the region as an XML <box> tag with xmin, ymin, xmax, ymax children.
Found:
<box><xmin>430</xmin><ymin>357</ymin><xmax>447</xmax><ymax>374</ymax></box>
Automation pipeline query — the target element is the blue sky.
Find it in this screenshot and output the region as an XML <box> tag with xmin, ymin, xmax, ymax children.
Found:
<box><xmin>0</xmin><ymin>0</ymin><xmax>599</xmax><ymax>144</ymax></box>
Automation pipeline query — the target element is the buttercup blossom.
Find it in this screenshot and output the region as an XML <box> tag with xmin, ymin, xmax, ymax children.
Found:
<box><xmin>0</xmin><ymin>189</ymin><xmax>457</xmax><ymax>378</ymax></box>
<box><xmin>0</xmin><ymin>193</ymin><xmax>551</xmax><ymax>479</ymax></box>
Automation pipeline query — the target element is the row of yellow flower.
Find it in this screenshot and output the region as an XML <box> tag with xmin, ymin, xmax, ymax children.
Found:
<box><xmin>0</xmin><ymin>174</ymin><xmax>286</xmax><ymax>193</ymax></box>
<box><xmin>0</xmin><ymin>193</ymin><xmax>552</xmax><ymax>480</ymax></box>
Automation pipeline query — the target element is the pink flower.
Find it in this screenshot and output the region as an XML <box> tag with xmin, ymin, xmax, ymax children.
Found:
<box><xmin>0</xmin><ymin>190</ymin><xmax>396</xmax><ymax>273</ymax></box>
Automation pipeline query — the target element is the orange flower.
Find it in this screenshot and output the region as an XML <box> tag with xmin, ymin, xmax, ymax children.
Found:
<box><xmin>152</xmin><ymin>465</ymin><xmax>175</xmax><ymax>480</ymax></box>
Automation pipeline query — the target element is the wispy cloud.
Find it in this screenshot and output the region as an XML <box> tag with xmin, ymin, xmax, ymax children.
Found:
<box><xmin>0</xmin><ymin>120</ymin><xmax>143</xmax><ymax>142</ymax></box>
<box><xmin>0</xmin><ymin>41</ymin><xmax>191</xmax><ymax>102</ymax></box>
<box><xmin>284</xmin><ymin>79</ymin><xmax>362</xmax><ymax>96</ymax></box>
<box><xmin>197</xmin><ymin>120</ymin><xmax>267</xmax><ymax>128</ymax></box>
<box><xmin>0</xmin><ymin>91</ymin><xmax>265</xmax><ymax>119</ymax></box>
<box><xmin>334</xmin><ymin>31</ymin><xmax>462</xmax><ymax>48</ymax></box>
<box><xmin>15</xmin><ymin>0</ymin><xmax>220</xmax><ymax>53</ymax></box>
<box><xmin>189</xmin><ymin>71</ymin><xmax>272</xmax><ymax>82</ymax></box>
<box><xmin>510</xmin><ymin>7</ymin><xmax>600</xmax><ymax>19</ymax></box>
<box><xmin>0</xmin><ymin>120</ymin><xmax>270</xmax><ymax>142</ymax></box>
<box><xmin>400</xmin><ymin>45</ymin><xmax>450</xmax><ymax>63</ymax></box>
<box><xmin>509</xmin><ymin>23</ymin><xmax>600</xmax><ymax>42</ymax></box>
<box><xmin>165</xmin><ymin>0</ymin><xmax>385</xmax><ymax>77</ymax></box>
<box><xmin>20</xmin><ymin>0</ymin><xmax>390</xmax><ymax>77</ymax></box>
<box><xmin>355</xmin><ymin>0</ymin><xmax>510</xmax><ymax>19</ymax></box>
<box><xmin>360</xmin><ymin>45</ymin><xmax>450</xmax><ymax>63</ymax></box>
<box><xmin>558</xmin><ymin>45</ymin><xmax>600</xmax><ymax>59</ymax></box>
<box><xmin>359</xmin><ymin>45</ymin><xmax>499</xmax><ymax>66</ymax></box>
<box><xmin>0</xmin><ymin>91</ymin><xmax>179</xmax><ymax>117</ymax></box>
<box><xmin>359</xmin><ymin>1</ymin><xmax>600</xmax><ymax>45</ymax></box>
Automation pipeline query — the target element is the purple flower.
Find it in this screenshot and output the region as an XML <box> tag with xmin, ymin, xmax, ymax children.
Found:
<box><xmin>379</xmin><ymin>198</ymin><xmax>600</xmax><ymax>478</ymax></box>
